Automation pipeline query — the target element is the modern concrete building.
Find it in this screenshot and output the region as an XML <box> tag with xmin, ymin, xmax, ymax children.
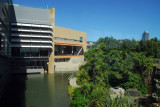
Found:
<box><xmin>0</xmin><ymin>0</ymin><xmax>86</xmax><ymax>100</ymax></box>
<box><xmin>54</xmin><ymin>26</ymin><xmax>86</xmax><ymax>72</ymax></box>
<box><xmin>10</xmin><ymin>5</ymin><xmax>55</xmax><ymax>73</ymax></box>
<box><xmin>8</xmin><ymin>5</ymin><xmax>86</xmax><ymax>73</ymax></box>
<box><xmin>142</xmin><ymin>31</ymin><xmax>150</xmax><ymax>41</ymax></box>
<box><xmin>0</xmin><ymin>3</ymin><xmax>86</xmax><ymax>74</ymax></box>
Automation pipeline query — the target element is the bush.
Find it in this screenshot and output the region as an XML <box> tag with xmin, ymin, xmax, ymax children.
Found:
<box><xmin>105</xmin><ymin>96</ymin><xmax>140</xmax><ymax>107</ymax></box>
<box><xmin>70</xmin><ymin>88</ymin><xmax>89</xmax><ymax>107</ymax></box>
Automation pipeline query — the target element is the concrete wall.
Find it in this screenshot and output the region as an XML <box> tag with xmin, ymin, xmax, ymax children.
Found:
<box><xmin>48</xmin><ymin>8</ymin><xmax>55</xmax><ymax>73</ymax></box>
<box><xmin>54</xmin><ymin>56</ymin><xmax>84</xmax><ymax>72</ymax></box>
<box><xmin>0</xmin><ymin>56</ymin><xmax>10</xmax><ymax>98</ymax></box>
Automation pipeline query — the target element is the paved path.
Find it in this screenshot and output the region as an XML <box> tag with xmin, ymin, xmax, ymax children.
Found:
<box><xmin>69</xmin><ymin>77</ymin><xmax>80</xmax><ymax>88</ymax></box>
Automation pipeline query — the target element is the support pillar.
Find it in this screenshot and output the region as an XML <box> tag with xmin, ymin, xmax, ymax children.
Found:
<box><xmin>48</xmin><ymin>8</ymin><xmax>55</xmax><ymax>73</ymax></box>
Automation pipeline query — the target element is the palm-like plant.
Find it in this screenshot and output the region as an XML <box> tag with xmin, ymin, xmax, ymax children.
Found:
<box><xmin>89</xmin><ymin>88</ymin><xmax>106</xmax><ymax>107</ymax></box>
<box><xmin>81</xmin><ymin>83</ymin><xmax>91</xmax><ymax>98</ymax></box>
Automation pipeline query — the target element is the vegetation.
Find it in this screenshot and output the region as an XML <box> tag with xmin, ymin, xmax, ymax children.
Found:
<box><xmin>69</xmin><ymin>36</ymin><xmax>160</xmax><ymax>107</ymax></box>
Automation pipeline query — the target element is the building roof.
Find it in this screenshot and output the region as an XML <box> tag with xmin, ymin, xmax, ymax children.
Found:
<box><xmin>10</xmin><ymin>5</ymin><xmax>51</xmax><ymax>25</ymax></box>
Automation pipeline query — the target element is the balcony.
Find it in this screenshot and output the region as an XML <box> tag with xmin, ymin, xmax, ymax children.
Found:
<box><xmin>11</xmin><ymin>43</ymin><xmax>52</xmax><ymax>48</ymax></box>
<box><xmin>11</xmin><ymin>38</ymin><xmax>53</xmax><ymax>43</ymax></box>
<box><xmin>11</xmin><ymin>33</ymin><xmax>53</xmax><ymax>38</ymax></box>
<box><xmin>11</xmin><ymin>28</ymin><xmax>53</xmax><ymax>34</ymax></box>
<box><xmin>11</xmin><ymin>23</ymin><xmax>52</xmax><ymax>28</ymax></box>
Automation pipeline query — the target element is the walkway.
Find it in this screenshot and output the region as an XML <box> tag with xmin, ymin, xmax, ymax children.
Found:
<box><xmin>68</xmin><ymin>75</ymin><xmax>80</xmax><ymax>88</ymax></box>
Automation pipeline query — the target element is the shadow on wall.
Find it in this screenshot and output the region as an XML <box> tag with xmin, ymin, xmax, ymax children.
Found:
<box><xmin>0</xmin><ymin>57</ymin><xmax>11</xmax><ymax>99</ymax></box>
<box><xmin>0</xmin><ymin>3</ymin><xmax>27</xmax><ymax>107</ymax></box>
<box><xmin>0</xmin><ymin>75</ymin><xmax>27</xmax><ymax>107</ymax></box>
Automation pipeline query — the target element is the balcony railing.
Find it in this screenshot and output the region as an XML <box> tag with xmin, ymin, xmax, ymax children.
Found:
<box><xmin>11</xmin><ymin>44</ymin><xmax>52</xmax><ymax>48</ymax></box>
<box><xmin>11</xmin><ymin>38</ymin><xmax>52</xmax><ymax>43</ymax></box>
<box><xmin>11</xmin><ymin>23</ymin><xmax>52</xmax><ymax>28</ymax></box>
<box><xmin>11</xmin><ymin>28</ymin><xmax>52</xmax><ymax>33</ymax></box>
<box><xmin>11</xmin><ymin>33</ymin><xmax>53</xmax><ymax>38</ymax></box>
<box><xmin>26</xmin><ymin>66</ymin><xmax>43</xmax><ymax>69</ymax></box>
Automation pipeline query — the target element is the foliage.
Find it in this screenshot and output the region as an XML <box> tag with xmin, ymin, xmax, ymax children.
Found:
<box><xmin>68</xmin><ymin>85</ymin><xmax>75</xmax><ymax>97</ymax></box>
<box><xmin>70</xmin><ymin>88</ymin><xmax>89</xmax><ymax>107</ymax></box>
<box><xmin>105</xmin><ymin>96</ymin><xmax>140</xmax><ymax>107</ymax></box>
<box><xmin>69</xmin><ymin>36</ymin><xmax>160</xmax><ymax>106</ymax></box>
<box><xmin>90</xmin><ymin>88</ymin><xmax>106</xmax><ymax>107</ymax></box>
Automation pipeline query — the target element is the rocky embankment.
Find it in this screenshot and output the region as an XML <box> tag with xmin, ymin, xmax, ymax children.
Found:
<box><xmin>152</xmin><ymin>68</ymin><xmax>160</xmax><ymax>102</ymax></box>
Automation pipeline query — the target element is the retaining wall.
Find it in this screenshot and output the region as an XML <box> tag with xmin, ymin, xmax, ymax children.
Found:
<box><xmin>55</xmin><ymin>57</ymin><xmax>84</xmax><ymax>72</ymax></box>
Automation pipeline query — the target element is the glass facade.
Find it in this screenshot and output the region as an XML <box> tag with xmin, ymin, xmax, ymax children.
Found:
<box><xmin>55</xmin><ymin>45</ymin><xmax>83</xmax><ymax>55</ymax></box>
<box><xmin>11</xmin><ymin>48</ymin><xmax>50</xmax><ymax>57</ymax></box>
<box><xmin>55</xmin><ymin>58</ymin><xmax>70</xmax><ymax>62</ymax></box>
<box><xmin>0</xmin><ymin>0</ymin><xmax>12</xmax><ymax>56</ymax></box>
<box><xmin>54</xmin><ymin>37</ymin><xmax>80</xmax><ymax>42</ymax></box>
<box><xmin>11</xmin><ymin>60</ymin><xmax>47</xmax><ymax>70</ymax></box>
<box><xmin>80</xmin><ymin>37</ymin><xmax>83</xmax><ymax>42</ymax></box>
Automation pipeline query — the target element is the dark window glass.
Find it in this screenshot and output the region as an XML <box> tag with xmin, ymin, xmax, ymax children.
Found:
<box><xmin>20</xmin><ymin>48</ymin><xmax>30</xmax><ymax>57</ymax></box>
<box><xmin>12</xmin><ymin>47</ymin><xmax>20</xmax><ymax>57</ymax></box>
<box><xmin>40</xmin><ymin>48</ymin><xmax>48</xmax><ymax>57</ymax></box>
<box><xmin>80</xmin><ymin>37</ymin><xmax>83</xmax><ymax>42</ymax></box>
<box><xmin>31</xmin><ymin>48</ymin><xmax>39</xmax><ymax>57</ymax></box>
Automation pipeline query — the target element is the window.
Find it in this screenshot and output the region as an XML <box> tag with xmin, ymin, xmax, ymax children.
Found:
<box><xmin>54</xmin><ymin>37</ymin><xmax>80</xmax><ymax>42</ymax></box>
<box><xmin>55</xmin><ymin>58</ymin><xmax>70</xmax><ymax>62</ymax></box>
<box><xmin>80</xmin><ymin>37</ymin><xmax>83</xmax><ymax>42</ymax></box>
<box><xmin>20</xmin><ymin>48</ymin><xmax>30</xmax><ymax>57</ymax></box>
<box><xmin>31</xmin><ymin>48</ymin><xmax>39</xmax><ymax>57</ymax></box>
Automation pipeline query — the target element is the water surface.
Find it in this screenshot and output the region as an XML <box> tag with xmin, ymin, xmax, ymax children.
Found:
<box><xmin>0</xmin><ymin>73</ymin><xmax>73</xmax><ymax>107</ymax></box>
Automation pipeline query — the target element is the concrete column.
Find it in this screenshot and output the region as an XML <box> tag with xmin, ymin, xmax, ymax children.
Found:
<box><xmin>62</xmin><ymin>45</ymin><xmax>64</xmax><ymax>54</ymax></box>
<box><xmin>48</xmin><ymin>8</ymin><xmax>55</xmax><ymax>73</ymax></box>
<box><xmin>72</xmin><ymin>46</ymin><xmax>73</xmax><ymax>55</ymax></box>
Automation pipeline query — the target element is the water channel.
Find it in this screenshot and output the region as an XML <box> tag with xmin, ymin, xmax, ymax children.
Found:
<box><xmin>0</xmin><ymin>73</ymin><xmax>74</xmax><ymax>107</ymax></box>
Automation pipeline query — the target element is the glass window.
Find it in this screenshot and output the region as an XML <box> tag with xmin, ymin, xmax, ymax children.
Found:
<box><xmin>80</xmin><ymin>37</ymin><xmax>83</xmax><ymax>42</ymax></box>
<box><xmin>31</xmin><ymin>48</ymin><xmax>39</xmax><ymax>57</ymax></box>
<box><xmin>40</xmin><ymin>48</ymin><xmax>48</xmax><ymax>57</ymax></box>
<box><xmin>20</xmin><ymin>48</ymin><xmax>30</xmax><ymax>57</ymax></box>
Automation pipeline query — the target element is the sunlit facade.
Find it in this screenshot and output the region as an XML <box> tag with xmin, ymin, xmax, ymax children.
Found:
<box><xmin>0</xmin><ymin>4</ymin><xmax>86</xmax><ymax>73</ymax></box>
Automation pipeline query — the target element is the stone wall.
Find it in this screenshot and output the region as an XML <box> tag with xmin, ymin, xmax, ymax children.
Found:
<box><xmin>152</xmin><ymin>68</ymin><xmax>160</xmax><ymax>102</ymax></box>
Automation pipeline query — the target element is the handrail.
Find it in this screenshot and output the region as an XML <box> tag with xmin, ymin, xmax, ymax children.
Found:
<box><xmin>26</xmin><ymin>66</ymin><xmax>43</xmax><ymax>69</ymax></box>
<box><xmin>68</xmin><ymin>74</ymin><xmax>74</xmax><ymax>80</ymax></box>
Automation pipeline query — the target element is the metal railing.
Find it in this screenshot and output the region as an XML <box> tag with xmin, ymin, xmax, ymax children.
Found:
<box><xmin>11</xmin><ymin>28</ymin><xmax>52</xmax><ymax>33</ymax></box>
<box><xmin>26</xmin><ymin>66</ymin><xmax>43</xmax><ymax>69</ymax></box>
<box><xmin>68</xmin><ymin>73</ymin><xmax>75</xmax><ymax>80</ymax></box>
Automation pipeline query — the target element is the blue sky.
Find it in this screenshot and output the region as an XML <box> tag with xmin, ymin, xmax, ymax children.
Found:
<box><xmin>13</xmin><ymin>0</ymin><xmax>160</xmax><ymax>41</ymax></box>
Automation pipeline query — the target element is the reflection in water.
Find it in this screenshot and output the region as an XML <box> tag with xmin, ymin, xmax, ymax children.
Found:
<box><xmin>0</xmin><ymin>73</ymin><xmax>73</xmax><ymax>107</ymax></box>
